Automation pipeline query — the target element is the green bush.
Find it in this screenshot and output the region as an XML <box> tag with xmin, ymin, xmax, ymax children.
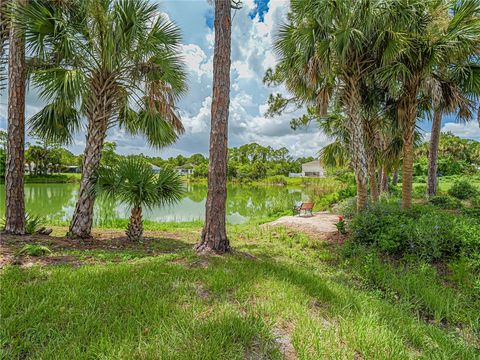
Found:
<box><xmin>25</xmin><ymin>213</ymin><xmax>45</xmax><ymax>235</ymax></box>
<box><xmin>17</xmin><ymin>244</ymin><xmax>51</xmax><ymax>257</ymax></box>
<box><xmin>333</xmin><ymin>196</ymin><xmax>357</xmax><ymax>219</ymax></box>
<box><xmin>462</xmin><ymin>207</ymin><xmax>480</xmax><ymax>221</ymax></box>
<box><xmin>264</xmin><ymin>175</ymin><xmax>288</xmax><ymax>186</ymax></box>
<box><xmin>348</xmin><ymin>202</ymin><xmax>479</xmax><ymax>261</ymax></box>
<box><xmin>448</xmin><ymin>180</ymin><xmax>479</xmax><ymax>200</ymax></box>
<box><xmin>0</xmin><ymin>213</ymin><xmax>45</xmax><ymax>234</ymax></box>
<box><xmin>429</xmin><ymin>195</ymin><xmax>462</xmax><ymax>209</ymax></box>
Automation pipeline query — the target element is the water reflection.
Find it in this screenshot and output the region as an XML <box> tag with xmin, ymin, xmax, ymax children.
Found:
<box><xmin>0</xmin><ymin>183</ymin><xmax>304</xmax><ymax>224</ymax></box>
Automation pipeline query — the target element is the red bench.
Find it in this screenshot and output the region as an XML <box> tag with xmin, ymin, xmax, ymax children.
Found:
<box><xmin>292</xmin><ymin>202</ymin><xmax>314</xmax><ymax>216</ymax></box>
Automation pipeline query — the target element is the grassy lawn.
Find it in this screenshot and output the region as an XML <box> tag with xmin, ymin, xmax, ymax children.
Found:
<box><xmin>1</xmin><ymin>223</ymin><xmax>478</xmax><ymax>359</ymax></box>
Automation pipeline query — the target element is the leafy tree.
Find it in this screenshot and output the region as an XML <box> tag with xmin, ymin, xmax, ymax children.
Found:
<box><xmin>273</xmin><ymin>0</ymin><xmax>392</xmax><ymax>211</ymax></box>
<box><xmin>377</xmin><ymin>0</ymin><xmax>480</xmax><ymax>208</ymax></box>
<box><xmin>101</xmin><ymin>142</ymin><xmax>120</xmax><ymax>169</ymax></box>
<box><xmin>94</xmin><ymin>157</ymin><xmax>184</xmax><ymax>241</ymax></box>
<box><xmin>23</xmin><ymin>0</ymin><xmax>187</xmax><ymax>238</ymax></box>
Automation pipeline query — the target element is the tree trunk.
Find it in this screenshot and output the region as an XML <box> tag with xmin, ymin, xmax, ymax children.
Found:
<box><xmin>68</xmin><ymin>114</ymin><xmax>108</xmax><ymax>238</ymax></box>
<box><xmin>427</xmin><ymin>108</ymin><xmax>442</xmax><ymax>197</ymax></box>
<box><xmin>380</xmin><ymin>167</ymin><xmax>388</xmax><ymax>193</ymax></box>
<box><xmin>345</xmin><ymin>80</ymin><xmax>368</xmax><ymax>211</ymax></box>
<box><xmin>368</xmin><ymin>158</ymin><xmax>379</xmax><ymax>203</ymax></box>
<box><xmin>126</xmin><ymin>207</ymin><xmax>143</xmax><ymax>241</ymax></box>
<box><xmin>4</xmin><ymin>0</ymin><xmax>26</xmax><ymax>235</ymax></box>
<box><xmin>196</xmin><ymin>0</ymin><xmax>231</xmax><ymax>254</ymax></box>
<box><xmin>68</xmin><ymin>72</ymin><xmax>116</xmax><ymax>239</ymax></box>
<box><xmin>392</xmin><ymin>169</ymin><xmax>399</xmax><ymax>186</ymax></box>
<box><xmin>398</xmin><ymin>85</ymin><xmax>418</xmax><ymax>209</ymax></box>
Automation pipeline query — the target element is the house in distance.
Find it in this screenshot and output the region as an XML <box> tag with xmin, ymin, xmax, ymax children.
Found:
<box><xmin>289</xmin><ymin>160</ymin><xmax>325</xmax><ymax>177</ymax></box>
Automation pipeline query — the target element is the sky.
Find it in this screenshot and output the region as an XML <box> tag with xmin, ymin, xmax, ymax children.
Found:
<box><xmin>0</xmin><ymin>0</ymin><xmax>479</xmax><ymax>158</ymax></box>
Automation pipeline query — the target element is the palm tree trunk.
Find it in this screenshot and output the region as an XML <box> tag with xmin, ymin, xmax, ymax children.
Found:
<box><xmin>380</xmin><ymin>167</ymin><xmax>388</xmax><ymax>193</ymax></box>
<box><xmin>369</xmin><ymin>162</ymin><xmax>379</xmax><ymax>203</ymax></box>
<box><xmin>427</xmin><ymin>108</ymin><xmax>442</xmax><ymax>197</ymax></box>
<box><xmin>68</xmin><ymin>73</ymin><xmax>115</xmax><ymax>239</ymax></box>
<box><xmin>399</xmin><ymin>82</ymin><xmax>419</xmax><ymax>209</ymax></box>
<box><xmin>196</xmin><ymin>0</ymin><xmax>231</xmax><ymax>253</ymax></box>
<box><xmin>126</xmin><ymin>206</ymin><xmax>143</xmax><ymax>241</ymax></box>
<box><xmin>392</xmin><ymin>169</ymin><xmax>399</xmax><ymax>186</ymax></box>
<box><xmin>4</xmin><ymin>0</ymin><xmax>26</xmax><ymax>235</ymax></box>
<box><xmin>345</xmin><ymin>80</ymin><xmax>368</xmax><ymax>211</ymax></box>
<box><xmin>68</xmin><ymin>115</ymin><xmax>108</xmax><ymax>238</ymax></box>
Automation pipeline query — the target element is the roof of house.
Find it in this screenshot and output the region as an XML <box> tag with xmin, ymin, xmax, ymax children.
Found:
<box><xmin>302</xmin><ymin>160</ymin><xmax>322</xmax><ymax>167</ymax></box>
<box><xmin>151</xmin><ymin>164</ymin><xmax>161</xmax><ymax>170</ymax></box>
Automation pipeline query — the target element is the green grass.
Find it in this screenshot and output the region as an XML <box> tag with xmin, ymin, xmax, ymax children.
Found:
<box><xmin>1</xmin><ymin>224</ymin><xmax>478</xmax><ymax>359</ymax></box>
<box><xmin>23</xmin><ymin>173</ymin><xmax>81</xmax><ymax>183</ymax></box>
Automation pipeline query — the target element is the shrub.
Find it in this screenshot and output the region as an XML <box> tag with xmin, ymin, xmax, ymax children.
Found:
<box><xmin>265</xmin><ymin>175</ymin><xmax>288</xmax><ymax>186</ymax></box>
<box><xmin>448</xmin><ymin>180</ymin><xmax>479</xmax><ymax>200</ymax></box>
<box><xmin>333</xmin><ymin>196</ymin><xmax>357</xmax><ymax>219</ymax></box>
<box><xmin>25</xmin><ymin>213</ymin><xmax>45</xmax><ymax>235</ymax></box>
<box><xmin>462</xmin><ymin>207</ymin><xmax>480</xmax><ymax>221</ymax></box>
<box><xmin>18</xmin><ymin>244</ymin><xmax>51</xmax><ymax>257</ymax></box>
<box><xmin>429</xmin><ymin>195</ymin><xmax>462</xmax><ymax>209</ymax></box>
<box><xmin>0</xmin><ymin>213</ymin><xmax>45</xmax><ymax>234</ymax></box>
<box><xmin>348</xmin><ymin>202</ymin><xmax>479</xmax><ymax>261</ymax></box>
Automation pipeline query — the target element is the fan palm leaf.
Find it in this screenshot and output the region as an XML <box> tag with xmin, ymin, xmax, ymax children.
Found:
<box><xmin>21</xmin><ymin>0</ymin><xmax>187</xmax><ymax>238</ymax></box>
<box><xmin>94</xmin><ymin>157</ymin><xmax>184</xmax><ymax>241</ymax></box>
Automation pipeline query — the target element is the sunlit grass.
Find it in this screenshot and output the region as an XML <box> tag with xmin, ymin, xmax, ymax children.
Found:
<box><xmin>1</xmin><ymin>223</ymin><xmax>478</xmax><ymax>359</ymax></box>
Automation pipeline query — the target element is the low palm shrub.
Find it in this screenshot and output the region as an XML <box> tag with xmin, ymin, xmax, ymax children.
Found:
<box><xmin>18</xmin><ymin>244</ymin><xmax>51</xmax><ymax>256</ymax></box>
<box><xmin>1</xmin><ymin>213</ymin><xmax>45</xmax><ymax>235</ymax></box>
<box><xmin>94</xmin><ymin>157</ymin><xmax>184</xmax><ymax>241</ymax></box>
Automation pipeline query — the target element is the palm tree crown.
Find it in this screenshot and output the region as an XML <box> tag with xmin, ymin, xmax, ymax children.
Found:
<box><xmin>95</xmin><ymin>157</ymin><xmax>184</xmax><ymax>241</ymax></box>
<box><xmin>24</xmin><ymin>0</ymin><xmax>187</xmax><ymax>144</ymax></box>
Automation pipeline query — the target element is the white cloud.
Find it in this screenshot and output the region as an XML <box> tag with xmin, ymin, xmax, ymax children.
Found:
<box><xmin>441</xmin><ymin>121</ymin><xmax>480</xmax><ymax>140</ymax></box>
<box><xmin>2</xmin><ymin>0</ymin><xmax>477</xmax><ymax>159</ymax></box>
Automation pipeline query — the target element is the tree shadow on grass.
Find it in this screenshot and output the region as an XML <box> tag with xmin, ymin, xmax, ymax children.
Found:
<box><xmin>1</xmin><ymin>233</ymin><xmax>193</xmax><ymax>267</ymax></box>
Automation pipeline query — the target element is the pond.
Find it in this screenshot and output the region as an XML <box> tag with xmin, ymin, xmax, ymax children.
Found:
<box><xmin>0</xmin><ymin>183</ymin><xmax>307</xmax><ymax>225</ymax></box>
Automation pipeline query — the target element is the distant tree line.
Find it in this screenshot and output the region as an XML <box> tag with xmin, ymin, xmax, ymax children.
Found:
<box><xmin>0</xmin><ymin>133</ymin><xmax>315</xmax><ymax>181</ymax></box>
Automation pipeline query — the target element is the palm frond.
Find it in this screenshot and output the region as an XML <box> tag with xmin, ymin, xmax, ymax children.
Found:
<box><xmin>95</xmin><ymin>157</ymin><xmax>184</xmax><ymax>209</ymax></box>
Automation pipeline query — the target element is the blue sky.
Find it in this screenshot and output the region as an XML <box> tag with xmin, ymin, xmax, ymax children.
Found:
<box><xmin>0</xmin><ymin>0</ymin><xmax>479</xmax><ymax>158</ymax></box>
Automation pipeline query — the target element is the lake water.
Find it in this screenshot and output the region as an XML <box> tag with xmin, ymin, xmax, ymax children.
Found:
<box><xmin>0</xmin><ymin>183</ymin><xmax>307</xmax><ymax>224</ymax></box>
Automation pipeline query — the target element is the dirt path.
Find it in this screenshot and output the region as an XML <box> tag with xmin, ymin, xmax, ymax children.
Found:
<box><xmin>264</xmin><ymin>212</ymin><xmax>340</xmax><ymax>239</ymax></box>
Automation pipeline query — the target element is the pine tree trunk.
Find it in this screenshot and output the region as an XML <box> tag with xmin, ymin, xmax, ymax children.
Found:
<box><xmin>398</xmin><ymin>83</ymin><xmax>418</xmax><ymax>209</ymax></box>
<box><xmin>4</xmin><ymin>0</ymin><xmax>26</xmax><ymax>235</ymax></box>
<box><xmin>345</xmin><ymin>80</ymin><xmax>368</xmax><ymax>211</ymax></box>
<box><xmin>427</xmin><ymin>109</ymin><xmax>442</xmax><ymax>197</ymax></box>
<box><xmin>68</xmin><ymin>74</ymin><xmax>115</xmax><ymax>239</ymax></box>
<box><xmin>196</xmin><ymin>0</ymin><xmax>231</xmax><ymax>254</ymax></box>
<box><xmin>126</xmin><ymin>207</ymin><xmax>143</xmax><ymax>241</ymax></box>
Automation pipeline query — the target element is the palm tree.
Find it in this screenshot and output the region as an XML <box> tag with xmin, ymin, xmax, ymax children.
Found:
<box><xmin>273</xmin><ymin>0</ymin><xmax>392</xmax><ymax>211</ymax></box>
<box><xmin>196</xmin><ymin>0</ymin><xmax>238</xmax><ymax>253</ymax></box>
<box><xmin>377</xmin><ymin>0</ymin><xmax>480</xmax><ymax>208</ymax></box>
<box><xmin>4</xmin><ymin>0</ymin><xmax>27</xmax><ymax>235</ymax></box>
<box><xmin>94</xmin><ymin>158</ymin><xmax>184</xmax><ymax>241</ymax></box>
<box><xmin>426</xmin><ymin>66</ymin><xmax>480</xmax><ymax>197</ymax></box>
<box><xmin>23</xmin><ymin>0</ymin><xmax>187</xmax><ymax>238</ymax></box>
